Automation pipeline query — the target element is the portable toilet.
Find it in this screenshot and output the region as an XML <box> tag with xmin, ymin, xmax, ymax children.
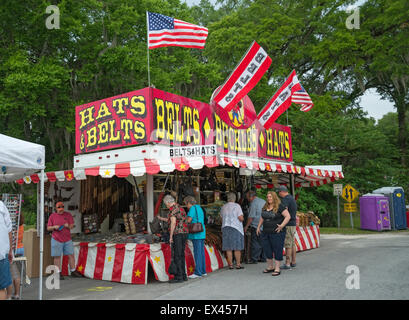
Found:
<box><xmin>372</xmin><ymin>187</ymin><xmax>407</xmax><ymax>230</ymax></box>
<box><xmin>359</xmin><ymin>194</ymin><xmax>391</xmax><ymax>231</ymax></box>
<box><xmin>406</xmin><ymin>206</ymin><xmax>409</xmax><ymax>228</ymax></box>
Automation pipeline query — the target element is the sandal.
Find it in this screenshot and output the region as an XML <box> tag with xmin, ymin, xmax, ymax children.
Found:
<box><xmin>236</xmin><ymin>265</ymin><xmax>244</xmax><ymax>269</ymax></box>
<box><xmin>228</xmin><ymin>265</ymin><xmax>234</xmax><ymax>270</ymax></box>
<box><xmin>263</xmin><ymin>268</ymin><xmax>275</xmax><ymax>273</ymax></box>
<box><xmin>271</xmin><ymin>270</ymin><xmax>281</xmax><ymax>276</ymax></box>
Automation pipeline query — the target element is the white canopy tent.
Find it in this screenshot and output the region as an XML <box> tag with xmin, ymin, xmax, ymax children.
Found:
<box><xmin>0</xmin><ymin>134</ymin><xmax>45</xmax><ymax>300</ymax></box>
<box><xmin>0</xmin><ymin>134</ymin><xmax>45</xmax><ymax>182</ymax></box>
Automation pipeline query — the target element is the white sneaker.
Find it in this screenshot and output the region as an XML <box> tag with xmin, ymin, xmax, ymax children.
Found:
<box><xmin>188</xmin><ymin>274</ymin><xmax>201</xmax><ymax>279</ymax></box>
<box><xmin>202</xmin><ymin>273</ymin><xmax>207</xmax><ymax>276</ymax></box>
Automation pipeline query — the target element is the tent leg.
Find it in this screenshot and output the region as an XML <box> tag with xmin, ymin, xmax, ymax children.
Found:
<box><xmin>39</xmin><ymin>169</ymin><xmax>45</xmax><ymax>300</ymax></box>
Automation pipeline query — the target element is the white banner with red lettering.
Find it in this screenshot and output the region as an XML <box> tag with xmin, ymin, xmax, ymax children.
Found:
<box><xmin>257</xmin><ymin>70</ymin><xmax>302</xmax><ymax>129</ymax></box>
<box><xmin>212</xmin><ymin>41</ymin><xmax>272</xmax><ymax>112</ymax></box>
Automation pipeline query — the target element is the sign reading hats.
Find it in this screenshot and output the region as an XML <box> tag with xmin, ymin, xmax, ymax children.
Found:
<box><xmin>75</xmin><ymin>87</ymin><xmax>293</xmax><ymax>163</ymax></box>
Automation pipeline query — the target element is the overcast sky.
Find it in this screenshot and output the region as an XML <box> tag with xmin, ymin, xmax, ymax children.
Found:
<box><xmin>182</xmin><ymin>0</ymin><xmax>396</xmax><ymax>121</ymax></box>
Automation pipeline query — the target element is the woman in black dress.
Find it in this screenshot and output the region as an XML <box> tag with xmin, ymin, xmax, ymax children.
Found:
<box><xmin>256</xmin><ymin>191</ymin><xmax>290</xmax><ymax>276</ymax></box>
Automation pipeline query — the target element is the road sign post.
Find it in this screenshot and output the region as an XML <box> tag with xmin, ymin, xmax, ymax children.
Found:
<box><xmin>337</xmin><ymin>194</ymin><xmax>340</xmax><ymax>228</ymax></box>
<box><xmin>334</xmin><ymin>184</ymin><xmax>343</xmax><ymax>228</ymax></box>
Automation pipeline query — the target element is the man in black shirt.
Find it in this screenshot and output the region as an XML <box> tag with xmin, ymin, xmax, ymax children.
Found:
<box><xmin>277</xmin><ymin>186</ymin><xmax>297</xmax><ymax>270</ymax></box>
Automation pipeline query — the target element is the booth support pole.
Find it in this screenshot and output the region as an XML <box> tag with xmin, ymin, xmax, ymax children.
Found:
<box><xmin>289</xmin><ymin>173</ymin><xmax>295</xmax><ymax>196</ymax></box>
<box><xmin>146</xmin><ymin>174</ymin><xmax>154</xmax><ymax>233</ymax></box>
<box><xmin>39</xmin><ymin>169</ymin><xmax>45</xmax><ymax>300</ymax></box>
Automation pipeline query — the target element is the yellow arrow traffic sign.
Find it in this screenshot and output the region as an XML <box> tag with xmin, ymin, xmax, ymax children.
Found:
<box><xmin>342</xmin><ymin>184</ymin><xmax>359</xmax><ymax>203</ymax></box>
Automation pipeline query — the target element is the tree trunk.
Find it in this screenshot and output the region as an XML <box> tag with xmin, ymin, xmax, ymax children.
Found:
<box><xmin>396</xmin><ymin>96</ymin><xmax>407</xmax><ymax>167</ymax></box>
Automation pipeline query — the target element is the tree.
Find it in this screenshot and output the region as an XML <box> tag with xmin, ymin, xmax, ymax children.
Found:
<box><xmin>352</xmin><ymin>0</ymin><xmax>409</xmax><ymax>166</ymax></box>
<box><xmin>0</xmin><ymin>0</ymin><xmax>224</xmax><ymax>169</ymax></box>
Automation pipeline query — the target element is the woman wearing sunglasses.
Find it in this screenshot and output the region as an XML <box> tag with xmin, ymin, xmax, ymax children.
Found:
<box><xmin>47</xmin><ymin>200</ymin><xmax>82</xmax><ymax>279</ymax></box>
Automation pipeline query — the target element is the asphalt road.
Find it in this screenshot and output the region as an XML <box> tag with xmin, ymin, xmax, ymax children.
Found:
<box><xmin>20</xmin><ymin>232</ymin><xmax>409</xmax><ymax>300</ymax></box>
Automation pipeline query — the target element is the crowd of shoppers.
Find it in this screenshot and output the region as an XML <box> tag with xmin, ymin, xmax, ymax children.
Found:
<box><xmin>160</xmin><ymin>185</ymin><xmax>298</xmax><ymax>282</ymax></box>
<box><xmin>0</xmin><ymin>186</ymin><xmax>298</xmax><ymax>296</ymax></box>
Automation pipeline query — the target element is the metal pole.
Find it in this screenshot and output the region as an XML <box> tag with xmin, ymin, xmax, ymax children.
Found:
<box><xmin>289</xmin><ymin>173</ymin><xmax>295</xmax><ymax>196</ymax></box>
<box><xmin>15</xmin><ymin>194</ymin><xmax>22</xmax><ymax>256</ymax></box>
<box><xmin>39</xmin><ymin>169</ymin><xmax>45</xmax><ymax>300</ymax></box>
<box><xmin>146</xmin><ymin>174</ymin><xmax>154</xmax><ymax>233</ymax></box>
<box><xmin>146</xmin><ymin>11</ymin><xmax>151</xmax><ymax>87</ymax></box>
<box><xmin>337</xmin><ymin>194</ymin><xmax>340</xmax><ymax>228</ymax></box>
<box><xmin>350</xmin><ymin>211</ymin><xmax>354</xmax><ymax>229</ymax></box>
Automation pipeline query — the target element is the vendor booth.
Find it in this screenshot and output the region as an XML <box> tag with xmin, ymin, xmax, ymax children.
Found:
<box><xmin>0</xmin><ymin>134</ymin><xmax>46</xmax><ymax>299</ymax></box>
<box><xmin>17</xmin><ymin>88</ymin><xmax>343</xmax><ymax>285</ymax></box>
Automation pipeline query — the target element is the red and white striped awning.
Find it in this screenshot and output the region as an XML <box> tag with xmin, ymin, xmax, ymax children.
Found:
<box><xmin>220</xmin><ymin>155</ymin><xmax>344</xmax><ymax>188</ymax></box>
<box><xmin>16</xmin><ymin>145</ymin><xmax>343</xmax><ymax>187</ymax></box>
<box><xmin>15</xmin><ymin>156</ymin><xmax>219</xmax><ymax>184</ymax></box>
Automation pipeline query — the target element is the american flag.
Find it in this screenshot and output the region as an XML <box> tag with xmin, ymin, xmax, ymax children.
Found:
<box><xmin>147</xmin><ymin>12</ymin><xmax>208</xmax><ymax>49</ymax></box>
<box><xmin>291</xmin><ymin>85</ymin><xmax>314</xmax><ymax>112</ymax></box>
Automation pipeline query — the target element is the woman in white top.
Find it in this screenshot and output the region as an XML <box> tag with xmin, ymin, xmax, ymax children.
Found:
<box><xmin>0</xmin><ymin>201</ymin><xmax>13</xmax><ymax>300</ymax></box>
<box><xmin>220</xmin><ymin>192</ymin><xmax>245</xmax><ymax>269</ymax></box>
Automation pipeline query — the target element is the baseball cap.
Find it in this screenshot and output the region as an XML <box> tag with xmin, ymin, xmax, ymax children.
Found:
<box><xmin>276</xmin><ymin>185</ymin><xmax>288</xmax><ymax>192</ymax></box>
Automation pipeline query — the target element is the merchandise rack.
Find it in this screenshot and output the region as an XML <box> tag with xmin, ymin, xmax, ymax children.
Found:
<box><xmin>1</xmin><ymin>193</ymin><xmax>22</xmax><ymax>255</ymax></box>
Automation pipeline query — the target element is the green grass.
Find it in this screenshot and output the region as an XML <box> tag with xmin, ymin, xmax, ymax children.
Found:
<box><xmin>320</xmin><ymin>210</ymin><xmax>409</xmax><ymax>234</ymax></box>
<box><xmin>24</xmin><ymin>224</ymin><xmax>36</xmax><ymax>231</ymax></box>
<box><xmin>320</xmin><ymin>227</ymin><xmax>404</xmax><ymax>235</ymax></box>
<box><xmin>320</xmin><ymin>227</ymin><xmax>409</xmax><ymax>235</ymax></box>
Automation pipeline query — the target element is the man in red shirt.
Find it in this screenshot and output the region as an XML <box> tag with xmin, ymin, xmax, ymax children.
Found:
<box><xmin>47</xmin><ymin>201</ymin><xmax>82</xmax><ymax>279</ymax></box>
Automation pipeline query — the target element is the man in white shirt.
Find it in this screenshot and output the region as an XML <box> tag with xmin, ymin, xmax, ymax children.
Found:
<box><xmin>0</xmin><ymin>200</ymin><xmax>13</xmax><ymax>300</ymax></box>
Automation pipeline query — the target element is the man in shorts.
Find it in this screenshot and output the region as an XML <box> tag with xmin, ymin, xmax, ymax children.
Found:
<box><xmin>47</xmin><ymin>201</ymin><xmax>82</xmax><ymax>279</ymax></box>
<box><xmin>0</xmin><ymin>200</ymin><xmax>13</xmax><ymax>300</ymax></box>
<box><xmin>277</xmin><ymin>186</ymin><xmax>298</xmax><ymax>269</ymax></box>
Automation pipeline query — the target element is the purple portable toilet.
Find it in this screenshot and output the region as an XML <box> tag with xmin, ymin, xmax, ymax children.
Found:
<box><xmin>359</xmin><ymin>194</ymin><xmax>391</xmax><ymax>231</ymax></box>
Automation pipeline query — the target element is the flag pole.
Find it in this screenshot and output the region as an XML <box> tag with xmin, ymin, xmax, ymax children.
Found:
<box><xmin>146</xmin><ymin>11</ymin><xmax>151</xmax><ymax>87</ymax></box>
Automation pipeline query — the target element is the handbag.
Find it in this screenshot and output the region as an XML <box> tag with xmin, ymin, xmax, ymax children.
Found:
<box><xmin>188</xmin><ymin>206</ymin><xmax>204</xmax><ymax>234</ymax></box>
